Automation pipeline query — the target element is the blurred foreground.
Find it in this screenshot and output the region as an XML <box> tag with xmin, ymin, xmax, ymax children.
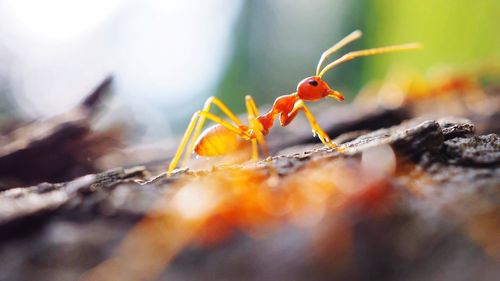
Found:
<box><xmin>0</xmin><ymin>69</ymin><xmax>499</xmax><ymax>281</ymax></box>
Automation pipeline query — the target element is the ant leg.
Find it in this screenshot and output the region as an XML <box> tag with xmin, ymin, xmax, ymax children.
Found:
<box><xmin>245</xmin><ymin>95</ymin><xmax>270</xmax><ymax>158</ymax></box>
<box><xmin>182</xmin><ymin>96</ymin><xmax>243</xmax><ymax>167</ymax></box>
<box><xmin>168</xmin><ymin>112</ymin><xmax>201</xmax><ymax>176</ymax></box>
<box><xmin>245</xmin><ymin>95</ymin><xmax>259</xmax><ymax>160</ymax></box>
<box><xmin>245</xmin><ymin>95</ymin><xmax>260</xmax><ymax>116</ymax></box>
<box><xmin>167</xmin><ymin>110</ymin><xmax>250</xmax><ymax>176</ymax></box>
<box><xmin>249</xmin><ymin>139</ymin><xmax>259</xmax><ymax>161</ymax></box>
<box><xmin>292</xmin><ymin>101</ymin><xmax>338</xmax><ymax>149</ymax></box>
<box><xmin>246</xmin><ymin>95</ymin><xmax>278</xmax><ymax>183</ymax></box>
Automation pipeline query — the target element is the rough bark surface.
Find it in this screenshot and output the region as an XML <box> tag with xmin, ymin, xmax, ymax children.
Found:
<box><xmin>0</xmin><ymin>115</ymin><xmax>498</xmax><ymax>281</ymax></box>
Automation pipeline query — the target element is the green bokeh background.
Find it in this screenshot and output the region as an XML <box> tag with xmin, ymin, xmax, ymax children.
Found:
<box><xmin>362</xmin><ymin>0</ymin><xmax>500</xmax><ymax>84</ymax></box>
<box><xmin>215</xmin><ymin>0</ymin><xmax>500</xmax><ymax>114</ymax></box>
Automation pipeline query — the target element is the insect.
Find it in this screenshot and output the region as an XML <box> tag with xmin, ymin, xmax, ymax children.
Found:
<box><xmin>168</xmin><ymin>30</ymin><xmax>420</xmax><ymax>176</ymax></box>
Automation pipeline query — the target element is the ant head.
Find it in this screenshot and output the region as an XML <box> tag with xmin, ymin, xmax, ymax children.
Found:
<box><xmin>297</xmin><ymin>76</ymin><xmax>344</xmax><ymax>102</ymax></box>
<box><xmin>295</xmin><ymin>30</ymin><xmax>419</xmax><ymax>104</ymax></box>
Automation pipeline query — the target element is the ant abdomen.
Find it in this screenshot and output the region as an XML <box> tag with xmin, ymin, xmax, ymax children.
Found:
<box><xmin>194</xmin><ymin>124</ymin><xmax>249</xmax><ymax>157</ymax></box>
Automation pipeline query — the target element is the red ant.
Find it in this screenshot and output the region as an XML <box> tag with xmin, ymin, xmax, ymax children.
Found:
<box><xmin>168</xmin><ymin>30</ymin><xmax>420</xmax><ymax>176</ymax></box>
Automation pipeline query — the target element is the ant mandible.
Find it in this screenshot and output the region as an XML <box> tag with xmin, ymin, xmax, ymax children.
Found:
<box><xmin>168</xmin><ymin>30</ymin><xmax>420</xmax><ymax>176</ymax></box>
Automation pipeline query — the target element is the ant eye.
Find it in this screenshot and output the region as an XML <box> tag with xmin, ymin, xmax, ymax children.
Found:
<box><xmin>308</xmin><ymin>80</ymin><xmax>318</xmax><ymax>86</ymax></box>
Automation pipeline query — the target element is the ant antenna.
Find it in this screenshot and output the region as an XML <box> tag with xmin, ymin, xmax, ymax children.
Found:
<box><xmin>318</xmin><ymin>42</ymin><xmax>422</xmax><ymax>78</ymax></box>
<box><xmin>316</xmin><ymin>30</ymin><xmax>363</xmax><ymax>76</ymax></box>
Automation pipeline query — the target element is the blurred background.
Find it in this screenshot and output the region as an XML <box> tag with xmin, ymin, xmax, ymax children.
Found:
<box><xmin>0</xmin><ymin>0</ymin><xmax>499</xmax><ymax>143</ymax></box>
<box><xmin>1</xmin><ymin>2</ymin><xmax>499</xmax><ymax>280</ymax></box>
